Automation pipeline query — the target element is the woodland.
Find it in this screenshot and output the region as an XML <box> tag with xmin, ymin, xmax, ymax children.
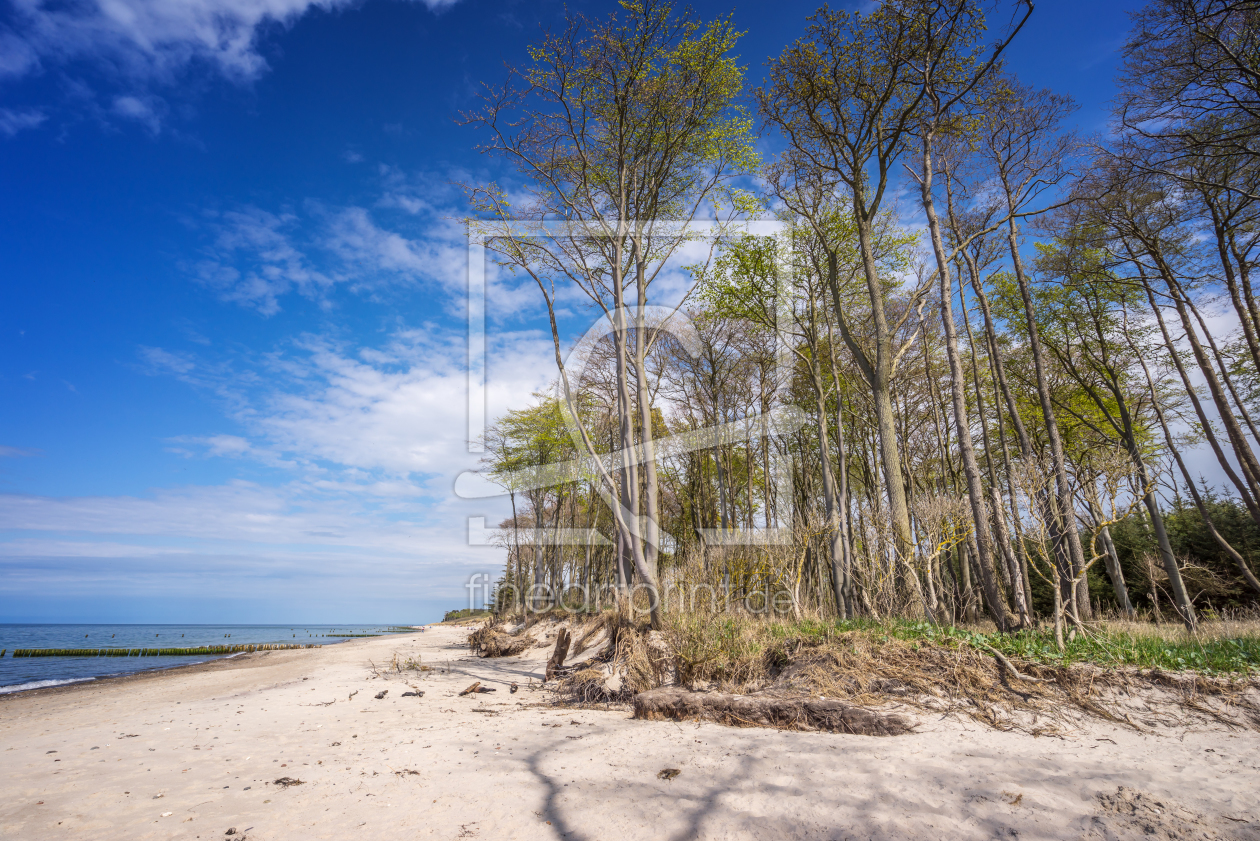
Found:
<box><xmin>463</xmin><ymin>0</ymin><xmax>1260</xmax><ymax>662</ymax></box>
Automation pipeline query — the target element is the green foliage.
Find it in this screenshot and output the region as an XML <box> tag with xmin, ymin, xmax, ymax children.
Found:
<box><xmin>1110</xmin><ymin>495</ymin><xmax>1260</xmax><ymax>611</ymax></box>
<box><xmin>504</xmin><ymin>0</ymin><xmax>758</xmax><ymax>219</ymax></box>
<box><xmin>443</xmin><ymin>608</ymin><xmax>492</xmax><ymax>622</ymax></box>
<box><xmin>784</xmin><ymin>617</ymin><xmax>1259</xmax><ymax>674</ymax></box>
<box><xmin>668</xmin><ymin>613</ymin><xmax>1260</xmax><ymax>677</ymax></box>
<box><xmin>692</xmin><ymin>205</ymin><xmax>916</xmax><ymax>330</ymax></box>
<box><xmin>484</xmin><ymin>394</ymin><xmax>583</xmax><ymax>490</ymax></box>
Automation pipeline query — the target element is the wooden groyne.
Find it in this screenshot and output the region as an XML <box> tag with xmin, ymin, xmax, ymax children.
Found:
<box><xmin>9</xmin><ymin>643</ymin><xmax>321</xmax><ymax>658</ymax></box>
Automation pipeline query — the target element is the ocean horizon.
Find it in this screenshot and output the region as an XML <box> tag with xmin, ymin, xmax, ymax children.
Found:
<box><xmin>0</xmin><ymin>623</ymin><xmax>421</xmax><ymax>694</ymax></box>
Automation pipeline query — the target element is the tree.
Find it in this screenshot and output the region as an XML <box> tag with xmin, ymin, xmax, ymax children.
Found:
<box><xmin>1117</xmin><ymin>0</ymin><xmax>1260</xmax><ymax>201</ymax></box>
<box><xmin>759</xmin><ymin>1</ymin><xmax>940</xmax><ymax>562</ymax></box>
<box><xmin>465</xmin><ymin>0</ymin><xmax>757</xmax><ymax>627</ymax></box>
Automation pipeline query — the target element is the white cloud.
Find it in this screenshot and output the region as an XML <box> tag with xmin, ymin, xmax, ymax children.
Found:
<box><xmin>2</xmin><ymin>0</ymin><xmax>461</xmax><ymax>87</ymax></box>
<box><xmin>111</xmin><ymin>93</ymin><xmax>162</xmax><ymax>133</ymax></box>
<box><xmin>0</xmin><ymin>445</ymin><xmax>42</xmax><ymax>458</ymax></box>
<box><xmin>194</xmin><ymin>206</ymin><xmax>335</xmax><ymax>315</ymax></box>
<box><xmin>0</xmin><ymin>481</ymin><xmax>499</xmax><ymax>609</ymax></box>
<box><xmin>0</xmin><ymin>106</ymin><xmax>46</xmax><ymax>136</ymax></box>
<box><xmin>146</xmin><ymin>324</ymin><xmax>556</xmax><ymax>490</ymax></box>
<box><xmin>0</xmin><ymin>29</ymin><xmax>40</xmax><ymax>78</ymax></box>
<box><xmin>191</xmin><ymin>171</ymin><xmax>479</xmax><ymax>315</ymax></box>
<box><xmin>138</xmin><ymin>345</ymin><xmax>196</xmax><ymax>374</ymax></box>
<box><xmin>0</xmin><ymin>319</ymin><xmax>549</xmax><ymax>609</ymax></box>
<box><xmin>1</xmin><ymin>481</ymin><xmax>405</xmax><ymax>545</ymax></box>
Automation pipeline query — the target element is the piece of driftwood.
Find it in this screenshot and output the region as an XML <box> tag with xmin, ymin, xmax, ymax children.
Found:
<box><xmin>468</xmin><ymin>624</ymin><xmax>532</xmax><ymax>657</ymax></box>
<box><xmin>979</xmin><ymin>643</ymin><xmax>1048</xmax><ymax>683</ymax></box>
<box><xmin>459</xmin><ymin>681</ymin><xmax>482</xmax><ymax>696</ymax></box>
<box><xmin>544</xmin><ymin>628</ymin><xmax>572</xmax><ymax>681</ymax></box>
<box><xmin>632</xmin><ymin>687</ymin><xmax>912</xmax><ymax>736</ymax></box>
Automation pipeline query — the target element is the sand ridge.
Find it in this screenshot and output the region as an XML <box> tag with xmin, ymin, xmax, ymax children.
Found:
<box><xmin>1</xmin><ymin>625</ymin><xmax>1258</xmax><ymax>840</ymax></box>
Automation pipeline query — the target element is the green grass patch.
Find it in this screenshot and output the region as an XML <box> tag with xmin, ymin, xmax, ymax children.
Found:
<box><xmin>749</xmin><ymin>617</ymin><xmax>1260</xmax><ymax>675</ymax></box>
<box><xmin>442</xmin><ymin>608</ymin><xmax>492</xmax><ymax>623</ymax></box>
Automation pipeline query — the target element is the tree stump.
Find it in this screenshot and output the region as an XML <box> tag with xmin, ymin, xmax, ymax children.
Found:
<box><xmin>544</xmin><ymin>628</ymin><xmax>572</xmax><ymax>681</ymax></box>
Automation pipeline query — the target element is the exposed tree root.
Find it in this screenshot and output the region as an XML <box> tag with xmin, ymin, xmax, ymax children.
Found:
<box><xmin>632</xmin><ymin>687</ymin><xmax>913</xmax><ymax>736</ymax></box>
<box><xmin>467</xmin><ymin>622</ymin><xmax>532</xmax><ymax>657</ymax></box>
<box><xmin>474</xmin><ymin>613</ymin><xmax>1260</xmax><ymax>734</ymax></box>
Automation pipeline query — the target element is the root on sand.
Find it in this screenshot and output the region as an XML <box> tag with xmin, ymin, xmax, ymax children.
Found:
<box><xmin>470</xmin><ymin>612</ymin><xmax>1260</xmax><ymax>735</ymax></box>
<box><xmin>632</xmin><ymin>687</ymin><xmax>912</xmax><ymax>735</ymax></box>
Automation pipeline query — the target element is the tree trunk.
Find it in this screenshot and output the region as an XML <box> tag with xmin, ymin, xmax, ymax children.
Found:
<box><xmin>1001</xmin><ymin>203</ymin><xmax>1091</xmax><ymax>620</ymax></box>
<box><xmin>921</xmin><ymin>139</ymin><xmax>1012</xmax><ymax>631</ymax></box>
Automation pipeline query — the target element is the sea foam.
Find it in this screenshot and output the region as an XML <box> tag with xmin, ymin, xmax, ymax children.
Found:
<box><xmin>0</xmin><ymin>677</ymin><xmax>96</xmax><ymax>694</ymax></box>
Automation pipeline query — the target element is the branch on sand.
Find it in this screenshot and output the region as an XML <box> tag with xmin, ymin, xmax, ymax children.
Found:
<box><xmin>633</xmin><ymin>687</ymin><xmax>913</xmax><ymax>736</ymax></box>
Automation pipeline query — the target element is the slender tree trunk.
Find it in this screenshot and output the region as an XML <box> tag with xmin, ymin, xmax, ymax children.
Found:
<box><xmin>832</xmin><ymin>223</ymin><xmax>915</xmax><ymax>563</ymax></box>
<box><xmin>1000</xmin><ymin>199</ymin><xmax>1091</xmax><ymax>620</ymax></box>
<box><xmin>1202</xmin><ymin>192</ymin><xmax>1260</xmax><ymax>382</ymax></box>
<box><xmin>922</xmin><ymin>141</ymin><xmax>1012</xmax><ymax>630</ymax></box>
<box><xmin>1142</xmin><ymin>276</ymin><xmax>1260</xmax><ymax>521</ymax></box>
<box><xmin>960</xmin><ymin>255</ymin><xmax>1029</xmax><ymax>625</ymax></box>
<box><xmin>1098</xmin><ymin>523</ymin><xmax>1133</xmax><ymax>616</ymax></box>
<box><xmin>1164</xmin><ymin>272</ymin><xmax>1260</xmax><ymax>501</ymax></box>
<box><xmin>630</xmin><ymin>238</ymin><xmax>663</xmax><ymax>628</ymax></box>
<box><xmin>1136</xmin><ymin>344</ymin><xmax>1260</xmax><ymax>596</ymax></box>
<box><xmin>810</xmin><ymin>354</ymin><xmax>852</xmax><ymax>617</ymax></box>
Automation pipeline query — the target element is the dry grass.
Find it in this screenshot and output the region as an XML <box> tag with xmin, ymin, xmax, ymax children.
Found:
<box><xmin>1098</xmin><ymin>615</ymin><xmax>1260</xmax><ymax>644</ymax></box>
<box><xmin>467</xmin><ymin>622</ymin><xmax>533</xmax><ymax>657</ymax></box>
<box><xmin>474</xmin><ymin>609</ymin><xmax>1260</xmax><ymax>733</ymax></box>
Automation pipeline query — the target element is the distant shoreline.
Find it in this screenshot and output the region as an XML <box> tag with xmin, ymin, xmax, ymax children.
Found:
<box><xmin>0</xmin><ymin>642</ymin><xmax>330</xmax><ymax>701</ymax></box>
<box><xmin>0</xmin><ymin>624</ymin><xmax>427</xmax><ymax>696</ymax></box>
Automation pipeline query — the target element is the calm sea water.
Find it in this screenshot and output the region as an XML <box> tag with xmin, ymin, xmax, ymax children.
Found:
<box><xmin>0</xmin><ymin>624</ymin><xmax>417</xmax><ymax>693</ymax></box>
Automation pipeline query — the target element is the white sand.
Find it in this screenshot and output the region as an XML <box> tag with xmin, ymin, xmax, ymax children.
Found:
<box><xmin>2</xmin><ymin>625</ymin><xmax>1258</xmax><ymax>840</ymax></box>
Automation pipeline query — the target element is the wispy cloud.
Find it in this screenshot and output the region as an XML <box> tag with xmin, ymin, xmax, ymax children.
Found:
<box><xmin>0</xmin><ymin>320</ymin><xmax>549</xmax><ymax>610</ymax></box>
<box><xmin>0</xmin><ymin>445</ymin><xmax>42</xmax><ymax>458</ymax></box>
<box><xmin>0</xmin><ymin>480</ymin><xmax>498</xmax><ymax>611</ymax></box>
<box><xmin>2</xmin><ymin>0</ymin><xmax>461</xmax><ymax>87</ymax></box>
<box><xmin>193</xmin><ymin>207</ymin><xmax>335</xmax><ymax>315</ymax></box>
<box><xmin>143</xmin><ymin>324</ymin><xmax>556</xmax><ymax>491</ymax></box>
<box><xmin>190</xmin><ymin>171</ymin><xmax>478</xmax><ymax>315</ymax></box>
<box><xmin>0</xmin><ymin>106</ymin><xmax>46</xmax><ymax>136</ymax></box>
<box><xmin>0</xmin><ymin>0</ymin><xmax>462</xmax><ymax>137</ymax></box>
<box><xmin>110</xmin><ymin>94</ymin><xmax>163</xmax><ymax>133</ymax></box>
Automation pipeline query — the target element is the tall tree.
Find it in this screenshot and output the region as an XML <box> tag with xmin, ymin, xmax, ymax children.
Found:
<box><xmin>759</xmin><ymin>1</ymin><xmax>943</xmax><ymax>562</ymax></box>
<box><xmin>465</xmin><ymin>0</ymin><xmax>757</xmax><ymax>627</ymax></box>
<box><xmin>975</xmin><ymin>78</ymin><xmax>1094</xmax><ymax>619</ymax></box>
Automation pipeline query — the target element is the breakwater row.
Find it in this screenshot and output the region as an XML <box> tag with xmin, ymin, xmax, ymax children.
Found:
<box><xmin>10</xmin><ymin>643</ymin><xmax>320</xmax><ymax>658</ymax></box>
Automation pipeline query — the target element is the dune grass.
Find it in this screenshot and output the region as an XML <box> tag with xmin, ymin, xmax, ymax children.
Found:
<box><xmin>662</xmin><ymin>613</ymin><xmax>1260</xmax><ymax>679</ymax></box>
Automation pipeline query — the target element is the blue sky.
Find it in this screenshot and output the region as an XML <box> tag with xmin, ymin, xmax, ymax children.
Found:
<box><xmin>0</xmin><ymin>0</ymin><xmax>1137</xmax><ymax>623</ymax></box>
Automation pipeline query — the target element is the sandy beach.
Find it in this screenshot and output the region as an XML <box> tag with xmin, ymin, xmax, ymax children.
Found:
<box><xmin>2</xmin><ymin>624</ymin><xmax>1258</xmax><ymax>841</ymax></box>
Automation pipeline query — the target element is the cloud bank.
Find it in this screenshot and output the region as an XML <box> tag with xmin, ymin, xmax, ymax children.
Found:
<box><xmin>2</xmin><ymin>0</ymin><xmax>458</xmax><ymax>85</ymax></box>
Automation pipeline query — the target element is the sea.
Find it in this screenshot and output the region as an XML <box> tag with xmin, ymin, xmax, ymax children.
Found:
<box><xmin>0</xmin><ymin>624</ymin><xmax>417</xmax><ymax>694</ymax></box>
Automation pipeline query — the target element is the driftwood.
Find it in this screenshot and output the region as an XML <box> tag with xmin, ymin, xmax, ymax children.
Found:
<box><xmin>468</xmin><ymin>624</ymin><xmax>531</xmax><ymax>657</ymax></box>
<box><xmin>545</xmin><ymin>628</ymin><xmax>572</xmax><ymax>682</ymax></box>
<box><xmin>632</xmin><ymin>687</ymin><xmax>913</xmax><ymax>736</ymax></box>
<box><xmin>978</xmin><ymin>643</ymin><xmax>1048</xmax><ymax>683</ymax></box>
